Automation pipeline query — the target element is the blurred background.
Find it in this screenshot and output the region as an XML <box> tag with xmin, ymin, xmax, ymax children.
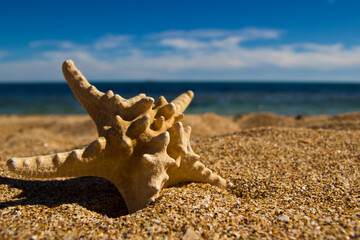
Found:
<box><xmin>1</xmin><ymin>0</ymin><xmax>360</xmax><ymax>115</ymax></box>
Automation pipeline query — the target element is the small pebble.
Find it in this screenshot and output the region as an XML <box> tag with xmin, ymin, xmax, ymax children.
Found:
<box><xmin>278</xmin><ymin>215</ymin><xmax>290</xmax><ymax>222</ymax></box>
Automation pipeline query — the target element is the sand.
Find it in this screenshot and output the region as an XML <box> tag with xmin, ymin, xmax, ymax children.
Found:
<box><xmin>0</xmin><ymin>112</ymin><xmax>359</xmax><ymax>239</ymax></box>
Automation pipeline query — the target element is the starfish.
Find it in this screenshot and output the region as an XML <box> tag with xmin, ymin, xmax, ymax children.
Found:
<box><xmin>7</xmin><ymin>60</ymin><xmax>229</xmax><ymax>213</ymax></box>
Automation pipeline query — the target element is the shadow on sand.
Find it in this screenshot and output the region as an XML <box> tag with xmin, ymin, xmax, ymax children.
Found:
<box><xmin>0</xmin><ymin>176</ymin><xmax>128</xmax><ymax>217</ymax></box>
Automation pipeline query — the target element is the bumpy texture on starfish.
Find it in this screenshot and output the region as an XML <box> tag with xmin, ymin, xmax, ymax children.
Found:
<box><xmin>7</xmin><ymin>60</ymin><xmax>228</xmax><ymax>213</ymax></box>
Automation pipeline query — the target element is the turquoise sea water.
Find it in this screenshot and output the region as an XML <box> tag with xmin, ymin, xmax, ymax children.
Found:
<box><xmin>1</xmin><ymin>82</ymin><xmax>360</xmax><ymax>115</ymax></box>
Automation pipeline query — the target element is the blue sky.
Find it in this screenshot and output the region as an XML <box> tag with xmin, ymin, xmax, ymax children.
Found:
<box><xmin>1</xmin><ymin>0</ymin><xmax>360</xmax><ymax>82</ymax></box>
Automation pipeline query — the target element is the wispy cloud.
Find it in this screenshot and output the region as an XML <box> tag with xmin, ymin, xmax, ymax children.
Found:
<box><xmin>155</xmin><ymin>28</ymin><xmax>281</xmax><ymax>50</ymax></box>
<box><xmin>93</xmin><ymin>34</ymin><xmax>133</xmax><ymax>50</ymax></box>
<box><xmin>1</xmin><ymin>28</ymin><xmax>360</xmax><ymax>81</ymax></box>
<box><xmin>29</xmin><ymin>40</ymin><xmax>83</xmax><ymax>50</ymax></box>
<box><xmin>151</xmin><ymin>28</ymin><xmax>282</xmax><ymax>41</ymax></box>
<box><xmin>30</xmin><ymin>35</ymin><xmax>133</xmax><ymax>51</ymax></box>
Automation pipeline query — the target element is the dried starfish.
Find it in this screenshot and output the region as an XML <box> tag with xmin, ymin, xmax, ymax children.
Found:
<box><xmin>7</xmin><ymin>60</ymin><xmax>228</xmax><ymax>213</ymax></box>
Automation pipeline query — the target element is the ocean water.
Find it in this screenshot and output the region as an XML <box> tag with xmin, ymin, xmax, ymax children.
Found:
<box><xmin>1</xmin><ymin>82</ymin><xmax>360</xmax><ymax>116</ymax></box>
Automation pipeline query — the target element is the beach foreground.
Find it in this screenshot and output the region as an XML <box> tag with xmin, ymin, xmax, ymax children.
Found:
<box><xmin>0</xmin><ymin>113</ymin><xmax>359</xmax><ymax>239</ymax></box>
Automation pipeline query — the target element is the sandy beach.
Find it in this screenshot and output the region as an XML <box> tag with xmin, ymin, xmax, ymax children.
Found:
<box><xmin>0</xmin><ymin>113</ymin><xmax>359</xmax><ymax>239</ymax></box>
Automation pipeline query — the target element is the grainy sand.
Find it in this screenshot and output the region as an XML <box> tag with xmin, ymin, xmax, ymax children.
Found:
<box><xmin>0</xmin><ymin>113</ymin><xmax>359</xmax><ymax>239</ymax></box>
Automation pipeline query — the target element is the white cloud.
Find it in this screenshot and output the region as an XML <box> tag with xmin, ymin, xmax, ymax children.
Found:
<box><xmin>160</xmin><ymin>38</ymin><xmax>209</xmax><ymax>49</ymax></box>
<box><xmin>151</xmin><ymin>28</ymin><xmax>282</xmax><ymax>41</ymax></box>
<box><xmin>157</xmin><ymin>28</ymin><xmax>281</xmax><ymax>51</ymax></box>
<box><xmin>29</xmin><ymin>40</ymin><xmax>82</xmax><ymax>49</ymax></box>
<box><xmin>2</xmin><ymin>28</ymin><xmax>360</xmax><ymax>81</ymax></box>
<box><xmin>93</xmin><ymin>34</ymin><xmax>133</xmax><ymax>50</ymax></box>
<box><xmin>30</xmin><ymin>35</ymin><xmax>133</xmax><ymax>51</ymax></box>
<box><xmin>249</xmin><ymin>44</ymin><xmax>360</xmax><ymax>69</ymax></box>
<box><xmin>280</xmin><ymin>43</ymin><xmax>344</xmax><ymax>53</ymax></box>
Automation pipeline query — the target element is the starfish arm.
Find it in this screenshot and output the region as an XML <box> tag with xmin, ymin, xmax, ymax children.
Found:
<box><xmin>63</xmin><ymin>60</ymin><xmax>130</xmax><ymax>134</ymax></box>
<box><xmin>109</xmin><ymin>132</ymin><xmax>175</xmax><ymax>213</ymax></box>
<box><xmin>7</xmin><ymin>137</ymin><xmax>107</xmax><ymax>178</ymax></box>
<box><xmin>165</xmin><ymin>153</ymin><xmax>228</xmax><ymax>188</ymax></box>
<box><xmin>166</xmin><ymin>123</ymin><xmax>229</xmax><ymax>188</ymax></box>
<box><xmin>170</xmin><ymin>90</ymin><xmax>194</xmax><ymax>113</ymax></box>
<box><xmin>168</xmin><ymin>122</ymin><xmax>188</xmax><ymax>158</ymax></box>
<box><xmin>113</xmin><ymin>153</ymin><xmax>173</xmax><ymax>213</ymax></box>
<box><xmin>62</xmin><ymin>60</ymin><xmax>108</xmax><ymax>131</ymax></box>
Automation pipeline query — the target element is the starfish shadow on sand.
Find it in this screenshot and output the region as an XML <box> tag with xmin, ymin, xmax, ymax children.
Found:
<box><xmin>0</xmin><ymin>176</ymin><xmax>129</xmax><ymax>218</ymax></box>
